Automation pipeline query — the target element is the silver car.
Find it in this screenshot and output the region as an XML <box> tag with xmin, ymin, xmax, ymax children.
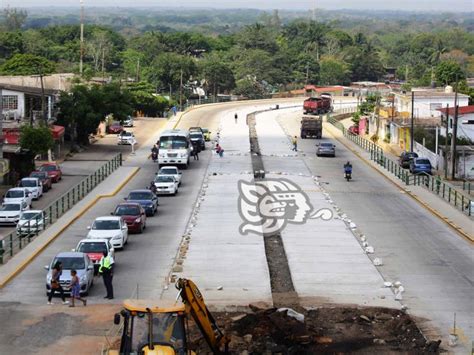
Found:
<box><xmin>45</xmin><ymin>252</ymin><xmax>94</xmax><ymax>296</ymax></box>
<box><xmin>316</xmin><ymin>142</ymin><xmax>336</xmax><ymax>157</ymax></box>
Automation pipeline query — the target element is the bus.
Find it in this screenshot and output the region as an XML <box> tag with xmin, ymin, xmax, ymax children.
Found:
<box><xmin>158</xmin><ymin>129</ymin><xmax>192</xmax><ymax>169</ymax></box>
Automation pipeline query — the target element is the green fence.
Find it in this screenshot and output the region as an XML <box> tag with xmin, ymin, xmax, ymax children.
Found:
<box><xmin>0</xmin><ymin>153</ymin><xmax>122</xmax><ymax>264</ymax></box>
<box><xmin>327</xmin><ymin>116</ymin><xmax>473</xmax><ymax>218</ymax></box>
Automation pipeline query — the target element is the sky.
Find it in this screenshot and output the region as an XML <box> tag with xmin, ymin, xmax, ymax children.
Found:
<box><xmin>2</xmin><ymin>0</ymin><xmax>473</xmax><ymax>11</ymax></box>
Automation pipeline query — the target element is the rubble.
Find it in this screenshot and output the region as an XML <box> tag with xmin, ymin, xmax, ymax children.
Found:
<box><xmin>187</xmin><ymin>306</ymin><xmax>440</xmax><ymax>354</ymax></box>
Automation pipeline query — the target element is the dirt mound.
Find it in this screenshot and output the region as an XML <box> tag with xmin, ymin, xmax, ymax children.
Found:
<box><xmin>188</xmin><ymin>306</ymin><xmax>442</xmax><ymax>354</ymax></box>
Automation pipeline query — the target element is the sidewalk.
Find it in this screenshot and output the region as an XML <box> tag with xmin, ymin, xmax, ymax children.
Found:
<box><xmin>324</xmin><ymin>122</ymin><xmax>473</xmax><ymax>242</ymax></box>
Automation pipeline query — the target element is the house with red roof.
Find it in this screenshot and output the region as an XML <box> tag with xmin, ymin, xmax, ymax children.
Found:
<box><xmin>438</xmin><ymin>105</ymin><xmax>474</xmax><ymax>142</ymax></box>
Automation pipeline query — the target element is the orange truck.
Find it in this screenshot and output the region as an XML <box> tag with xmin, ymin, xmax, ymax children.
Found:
<box><xmin>303</xmin><ymin>96</ymin><xmax>332</xmax><ymax>115</ymax></box>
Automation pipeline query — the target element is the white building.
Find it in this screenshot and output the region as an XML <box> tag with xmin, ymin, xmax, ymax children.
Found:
<box><xmin>394</xmin><ymin>88</ymin><xmax>469</xmax><ymax>119</ymax></box>
<box><xmin>438</xmin><ymin>105</ymin><xmax>474</xmax><ymax>142</ymax></box>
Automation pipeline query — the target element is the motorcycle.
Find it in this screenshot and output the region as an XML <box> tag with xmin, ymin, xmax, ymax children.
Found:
<box><xmin>151</xmin><ymin>150</ymin><xmax>158</xmax><ymax>162</ymax></box>
<box><xmin>344</xmin><ymin>168</ymin><xmax>352</xmax><ymax>181</ymax></box>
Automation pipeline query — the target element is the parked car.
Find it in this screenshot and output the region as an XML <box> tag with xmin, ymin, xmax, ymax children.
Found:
<box><xmin>348</xmin><ymin>125</ymin><xmax>359</xmax><ymax>135</ymax></box>
<box><xmin>0</xmin><ymin>202</ymin><xmax>29</xmax><ymax>225</ymax></box>
<box><xmin>16</xmin><ymin>210</ymin><xmax>47</xmax><ymax>236</ymax></box>
<box><xmin>399</xmin><ymin>152</ymin><xmax>419</xmax><ymax>169</ymax></box>
<box><xmin>108</xmin><ymin>121</ymin><xmax>124</xmax><ymax>134</ymax></box>
<box><xmin>410</xmin><ymin>158</ymin><xmax>432</xmax><ymax>175</ymax></box>
<box><xmin>189</xmin><ymin>131</ymin><xmax>206</xmax><ymax>151</ymax></box>
<box><xmin>38</xmin><ymin>163</ymin><xmax>62</xmax><ymax>183</ymax></box>
<box><xmin>30</xmin><ymin>171</ymin><xmax>52</xmax><ymax>192</ymax></box>
<box><xmin>87</xmin><ymin>216</ymin><xmax>128</xmax><ymax>249</ymax></box>
<box><xmin>123</xmin><ymin>116</ymin><xmax>134</xmax><ymax>127</ymax></box>
<box><xmin>316</xmin><ymin>142</ymin><xmax>336</xmax><ymax>157</ymax></box>
<box><xmin>18</xmin><ymin>177</ymin><xmax>43</xmax><ymax>200</ymax></box>
<box><xmin>125</xmin><ymin>190</ymin><xmax>158</xmax><ymax>216</ymax></box>
<box><xmin>158</xmin><ymin>166</ymin><xmax>182</xmax><ymax>186</ymax></box>
<box><xmin>154</xmin><ymin>175</ymin><xmax>179</xmax><ymax>195</ymax></box>
<box><xmin>112</xmin><ymin>202</ymin><xmax>146</xmax><ymax>233</ymax></box>
<box><xmin>45</xmin><ymin>252</ymin><xmax>94</xmax><ymax>296</ymax></box>
<box><xmin>201</xmin><ymin>128</ymin><xmax>211</xmax><ymax>141</ymax></box>
<box><xmin>118</xmin><ymin>131</ymin><xmax>135</xmax><ymax>145</ymax></box>
<box><xmin>74</xmin><ymin>239</ymin><xmax>115</xmax><ymax>274</ymax></box>
<box><xmin>4</xmin><ymin>187</ymin><xmax>33</xmax><ymax>207</ymax></box>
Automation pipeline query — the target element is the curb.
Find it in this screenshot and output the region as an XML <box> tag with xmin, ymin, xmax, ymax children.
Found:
<box><xmin>324</xmin><ymin>123</ymin><xmax>474</xmax><ymax>243</ymax></box>
<box><xmin>0</xmin><ymin>167</ymin><xmax>140</xmax><ymax>289</ymax></box>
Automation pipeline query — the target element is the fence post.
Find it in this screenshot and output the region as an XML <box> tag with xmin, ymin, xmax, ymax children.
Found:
<box><xmin>9</xmin><ymin>234</ymin><xmax>13</xmax><ymax>257</ymax></box>
<box><xmin>119</xmin><ymin>153</ymin><xmax>123</xmax><ymax>166</ymax></box>
<box><xmin>442</xmin><ymin>184</ymin><xmax>445</xmax><ymax>199</ymax></box>
<box><xmin>0</xmin><ymin>240</ymin><xmax>4</xmax><ymax>264</ymax></box>
<box><xmin>454</xmin><ymin>190</ymin><xmax>457</xmax><ymax>207</ymax></box>
<box><xmin>448</xmin><ymin>187</ymin><xmax>451</xmax><ymax>203</ymax></box>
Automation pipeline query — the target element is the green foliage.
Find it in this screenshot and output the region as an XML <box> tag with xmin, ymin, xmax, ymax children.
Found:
<box><xmin>57</xmin><ymin>84</ymin><xmax>133</xmax><ymax>145</ymax></box>
<box><xmin>0</xmin><ymin>53</ymin><xmax>55</xmax><ymax>75</ymax></box>
<box><xmin>127</xmin><ymin>82</ymin><xmax>171</xmax><ymax>116</ymax></box>
<box><xmin>234</xmin><ymin>78</ymin><xmax>267</xmax><ymax>99</ymax></box>
<box><xmin>319</xmin><ymin>58</ymin><xmax>351</xmax><ymax>85</ymax></box>
<box><xmin>352</xmin><ymin>112</ymin><xmax>360</xmax><ymax>124</ymax></box>
<box><xmin>435</xmin><ymin>60</ymin><xmax>466</xmax><ymax>86</ymax></box>
<box><xmin>0</xmin><ymin>31</ymin><xmax>24</xmax><ymax>59</ymax></box>
<box><xmin>199</xmin><ymin>56</ymin><xmax>235</xmax><ymax>96</ymax></box>
<box><xmin>1</xmin><ymin>7</ymin><xmax>28</xmax><ymax>31</ymax></box>
<box><xmin>19</xmin><ymin>125</ymin><xmax>54</xmax><ymax>155</ymax></box>
<box><xmin>146</xmin><ymin>52</ymin><xmax>197</xmax><ymax>92</ymax></box>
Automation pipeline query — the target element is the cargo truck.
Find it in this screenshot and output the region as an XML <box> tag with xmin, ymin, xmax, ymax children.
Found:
<box><xmin>303</xmin><ymin>97</ymin><xmax>332</xmax><ymax>115</ymax></box>
<box><xmin>300</xmin><ymin>116</ymin><xmax>322</xmax><ymax>139</ymax></box>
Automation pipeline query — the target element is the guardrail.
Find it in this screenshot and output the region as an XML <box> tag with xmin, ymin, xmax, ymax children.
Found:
<box><xmin>327</xmin><ymin>115</ymin><xmax>473</xmax><ymax>218</ymax></box>
<box><xmin>0</xmin><ymin>153</ymin><xmax>123</xmax><ymax>264</ymax></box>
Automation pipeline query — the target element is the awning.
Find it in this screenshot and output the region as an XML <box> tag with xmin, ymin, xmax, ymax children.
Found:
<box><xmin>50</xmin><ymin>125</ymin><xmax>65</xmax><ymax>140</ymax></box>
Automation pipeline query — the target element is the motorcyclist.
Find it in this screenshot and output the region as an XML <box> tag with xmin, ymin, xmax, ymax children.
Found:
<box><xmin>151</xmin><ymin>144</ymin><xmax>159</xmax><ymax>162</ymax></box>
<box><xmin>344</xmin><ymin>161</ymin><xmax>352</xmax><ymax>174</ymax></box>
<box><xmin>149</xmin><ymin>181</ymin><xmax>157</xmax><ymax>195</ymax></box>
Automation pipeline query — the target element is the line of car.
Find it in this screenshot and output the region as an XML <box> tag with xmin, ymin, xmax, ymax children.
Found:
<box><xmin>45</xmin><ymin>127</ymin><xmax>208</xmax><ymax>297</ymax></box>
<box><xmin>0</xmin><ymin>162</ymin><xmax>62</xmax><ymax>229</ymax></box>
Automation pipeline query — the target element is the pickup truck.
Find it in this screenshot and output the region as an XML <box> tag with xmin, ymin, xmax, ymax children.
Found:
<box><xmin>303</xmin><ymin>97</ymin><xmax>332</xmax><ymax>115</ymax></box>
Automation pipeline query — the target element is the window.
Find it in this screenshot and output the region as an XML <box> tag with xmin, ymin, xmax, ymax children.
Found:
<box><xmin>2</xmin><ymin>96</ymin><xmax>18</xmax><ymax>110</ymax></box>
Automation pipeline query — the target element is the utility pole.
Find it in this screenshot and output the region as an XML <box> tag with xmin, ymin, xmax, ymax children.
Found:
<box><xmin>79</xmin><ymin>0</ymin><xmax>85</xmax><ymax>76</ymax></box>
<box><xmin>444</xmin><ymin>104</ymin><xmax>449</xmax><ymax>179</ymax></box>
<box><xmin>136</xmin><ymin>58</ymin><xmax>140</xmax><ymax>82</ymax></box>
<box><xmin>410</xmin><ymin>91</ymin><xmax>414</xmax><ymax>152</ymax></box>
<box><xmin>39</xmin><ymin>71</ymin><xmax>46</xmax><ymax>123</ymax></box>
<box><xmin>450</xmin><ymin>79</ymin><xmax>459</xmax><ymax>180</ymax></box>
<box><xmin>179</xmin><ymin>69</ymin><xmax>183</xmax><ymax>111</ymax></box>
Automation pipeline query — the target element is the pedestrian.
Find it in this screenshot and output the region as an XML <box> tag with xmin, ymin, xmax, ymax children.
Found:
<box><xmin>69</xmin><ymin>269</ymin><xmax>87</xmax><ymax>307</ymax></box>
<box><xmin>99</xmin><ymin>251</ymin><xmax>114</xmax><ymax>300</ymax></box>
<box><xmin>215</xmin><ymin>143</ymin><xmax>224</xmax><ymax>158</ymax></box>
<box><xmin>234</xmin><ymin>113</ymin><xmax>238</xmax><ymax>123</ymax></box>
<box><xmin>47</xmin><ymin>261</ymin><xmax>69</xmax><ymax>305</ymax></box>
<box><xmin>292</xmin><ymin>136</ymin><xmax>298</xmax><ymax>151</ymax></box>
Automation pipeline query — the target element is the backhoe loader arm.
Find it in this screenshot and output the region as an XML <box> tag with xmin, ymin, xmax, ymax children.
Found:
<box><xmin>176</xmin><ymin>278</ymin><xmax>229</xmax><ymax>354</ymax></box>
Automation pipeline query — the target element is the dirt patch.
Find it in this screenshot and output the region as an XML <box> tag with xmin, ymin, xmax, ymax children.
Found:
<box><xmin>188</xmin><ymin>306</ymin><xmax>442</xmax><ymax>354</ymax></box>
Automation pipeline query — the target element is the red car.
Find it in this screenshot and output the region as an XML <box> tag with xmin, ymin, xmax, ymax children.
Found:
<box><xmin>108</xmin><ymin>122</ymin><xmax>124</xmax><ymax>134</ymax></box>
<box><xmin>38</xmin><ymin>163</ymin><xmax>62</xmax><ymax>183</ymax></box>
<box><xmin>29</xmin><ymin>171</ymin><xmax>53</xmax><ymax>192</ymax></box>
<box><xmin>348</xmin><ymin>125</ymin><xmax>360</xmax><ymax>135</ymax></box>
<box><xmin>112</xmin><ymin>202</ymin><xmax>146</xmax><ymax>233</ymax></box>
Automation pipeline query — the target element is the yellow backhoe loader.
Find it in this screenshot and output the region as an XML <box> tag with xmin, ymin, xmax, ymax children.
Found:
<box><xmin>106</xmin><ymin>278</ymin><xmax>229</xmax><ymax>355</ymax></box>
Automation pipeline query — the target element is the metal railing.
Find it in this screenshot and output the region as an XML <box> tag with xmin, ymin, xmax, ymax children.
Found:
<box><xmin>327</xmin><ymin>116</ymin><xmax>473</xmax><ymax>218</ymax></box>
<box><xmin>0</xmin><ymin>153</ymin><xmax>122</xmax><ymax>264</ymax></box>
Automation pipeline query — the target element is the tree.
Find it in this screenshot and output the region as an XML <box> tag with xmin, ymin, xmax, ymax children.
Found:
<box><xmin>199</xmin><ymin>57</ymin><xmax>235</xmax><ymax>97</ymax></box>
<box><xmin>319</xmin><ymin>58</ymin><xmax>351</xmax><ymax>85</ymax></box>
<box><xmin>234</xmin><ymin>78</ymin><xmax>267</xmax><ymax>99</ymax></box>
<box><xmin>0</xmin><ymin>31</ymin><xmax>24</xmax><ymax>59</ymax></box>
<box><xmin>237</xmin><ymin>23</ymin><xmax>279</xmax><ymax>54</ymax></box>
<box><xmin>0</xmin><ymin>53</ymin><xmax>55</xmax><ymax>75</ymax></box>
<box><xmin>57</xmin><ymin>84</ymin><xmax>133</xmax><ymax>145</ymax></box>
<box><xmin>343</xmin><ymin>46</ymin><xmax>385</xmax><ymax>82</ymax></box>
<box><xmin>146</xmin><ymin>53</ymin><xmax>197</xmax><ymax>92</ymax></box>
<box><xmin>19</xmin><ymin>125</ymin><xmax>54</xmax><ymax>156</ymax></box>
<box><xmin>1</xmin><ymin>8</ymin><xmax>27</xmax><ymax>31</ymax></box>
<box><xmin>435</xmin><ymin>60</ymin><xmax>466</xmax><ymax>86</ymax></box>
<box><xmin>127</xmin><ymin>82</ymin><xmax>171</xmax><ymax>117</ymax></box>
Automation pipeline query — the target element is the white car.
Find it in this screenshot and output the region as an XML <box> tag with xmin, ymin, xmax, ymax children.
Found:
<box><xmin>118</xmin><ymin>131</ymin><xmax>136</xmax><ymax>145</ymax></box>
<box><xmin>0</xmin><ymin>202</ymin><xmax>29</xmax><ymax>225</ymax></box>
<box><xmin>74</xmin><ymin>238</ymin><xmax>115</xmax><ymax>274</ymax></box>
<box><xmin>158</xmin><ymin>166</ymin><xmax>182</xmax><ymax>186</ymax></box>
<box><xmin>154</xmin><ymin>175</ymin><xmax>179</xmax><ymax>195</ymax></box>
<box><xmin>16</xmin><ymin>210</ymin><xmax>47</xmax><ymax>236</ymax></box>
<box><xmin>4</xmin><ymin>187</ymin><xmax>33</xmax><ymax>207</ymax></box>
<box><xmin>18</xmin><ymin>177</ymin><xmax>43</xmax><ymax>200</ymax></box>
<box><xmin>123</xmin><ymin>116</ymin><xmax>134</xmax><ymax>127</ymax></box>
<box><xmin>87</xmin><ymin>216</ymin><xmax>128</xmax><ymax>249</ymax></box>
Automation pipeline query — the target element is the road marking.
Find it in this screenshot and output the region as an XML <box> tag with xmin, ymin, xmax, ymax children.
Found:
<box><xmin>324</xmin><ymin>123</ymin><xmax>474</xmax><ymax>244</ymax></box>
<box><xmin>0</xmin><ymin>167</ymin><xmax>140</xmax><ymax>289</ymax></box>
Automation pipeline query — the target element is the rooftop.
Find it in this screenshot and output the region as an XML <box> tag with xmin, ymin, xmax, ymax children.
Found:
<box><xmin>438</xmin><ymin>105</ymin><xmax>474</xmax><ymax>116</ymax></box>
